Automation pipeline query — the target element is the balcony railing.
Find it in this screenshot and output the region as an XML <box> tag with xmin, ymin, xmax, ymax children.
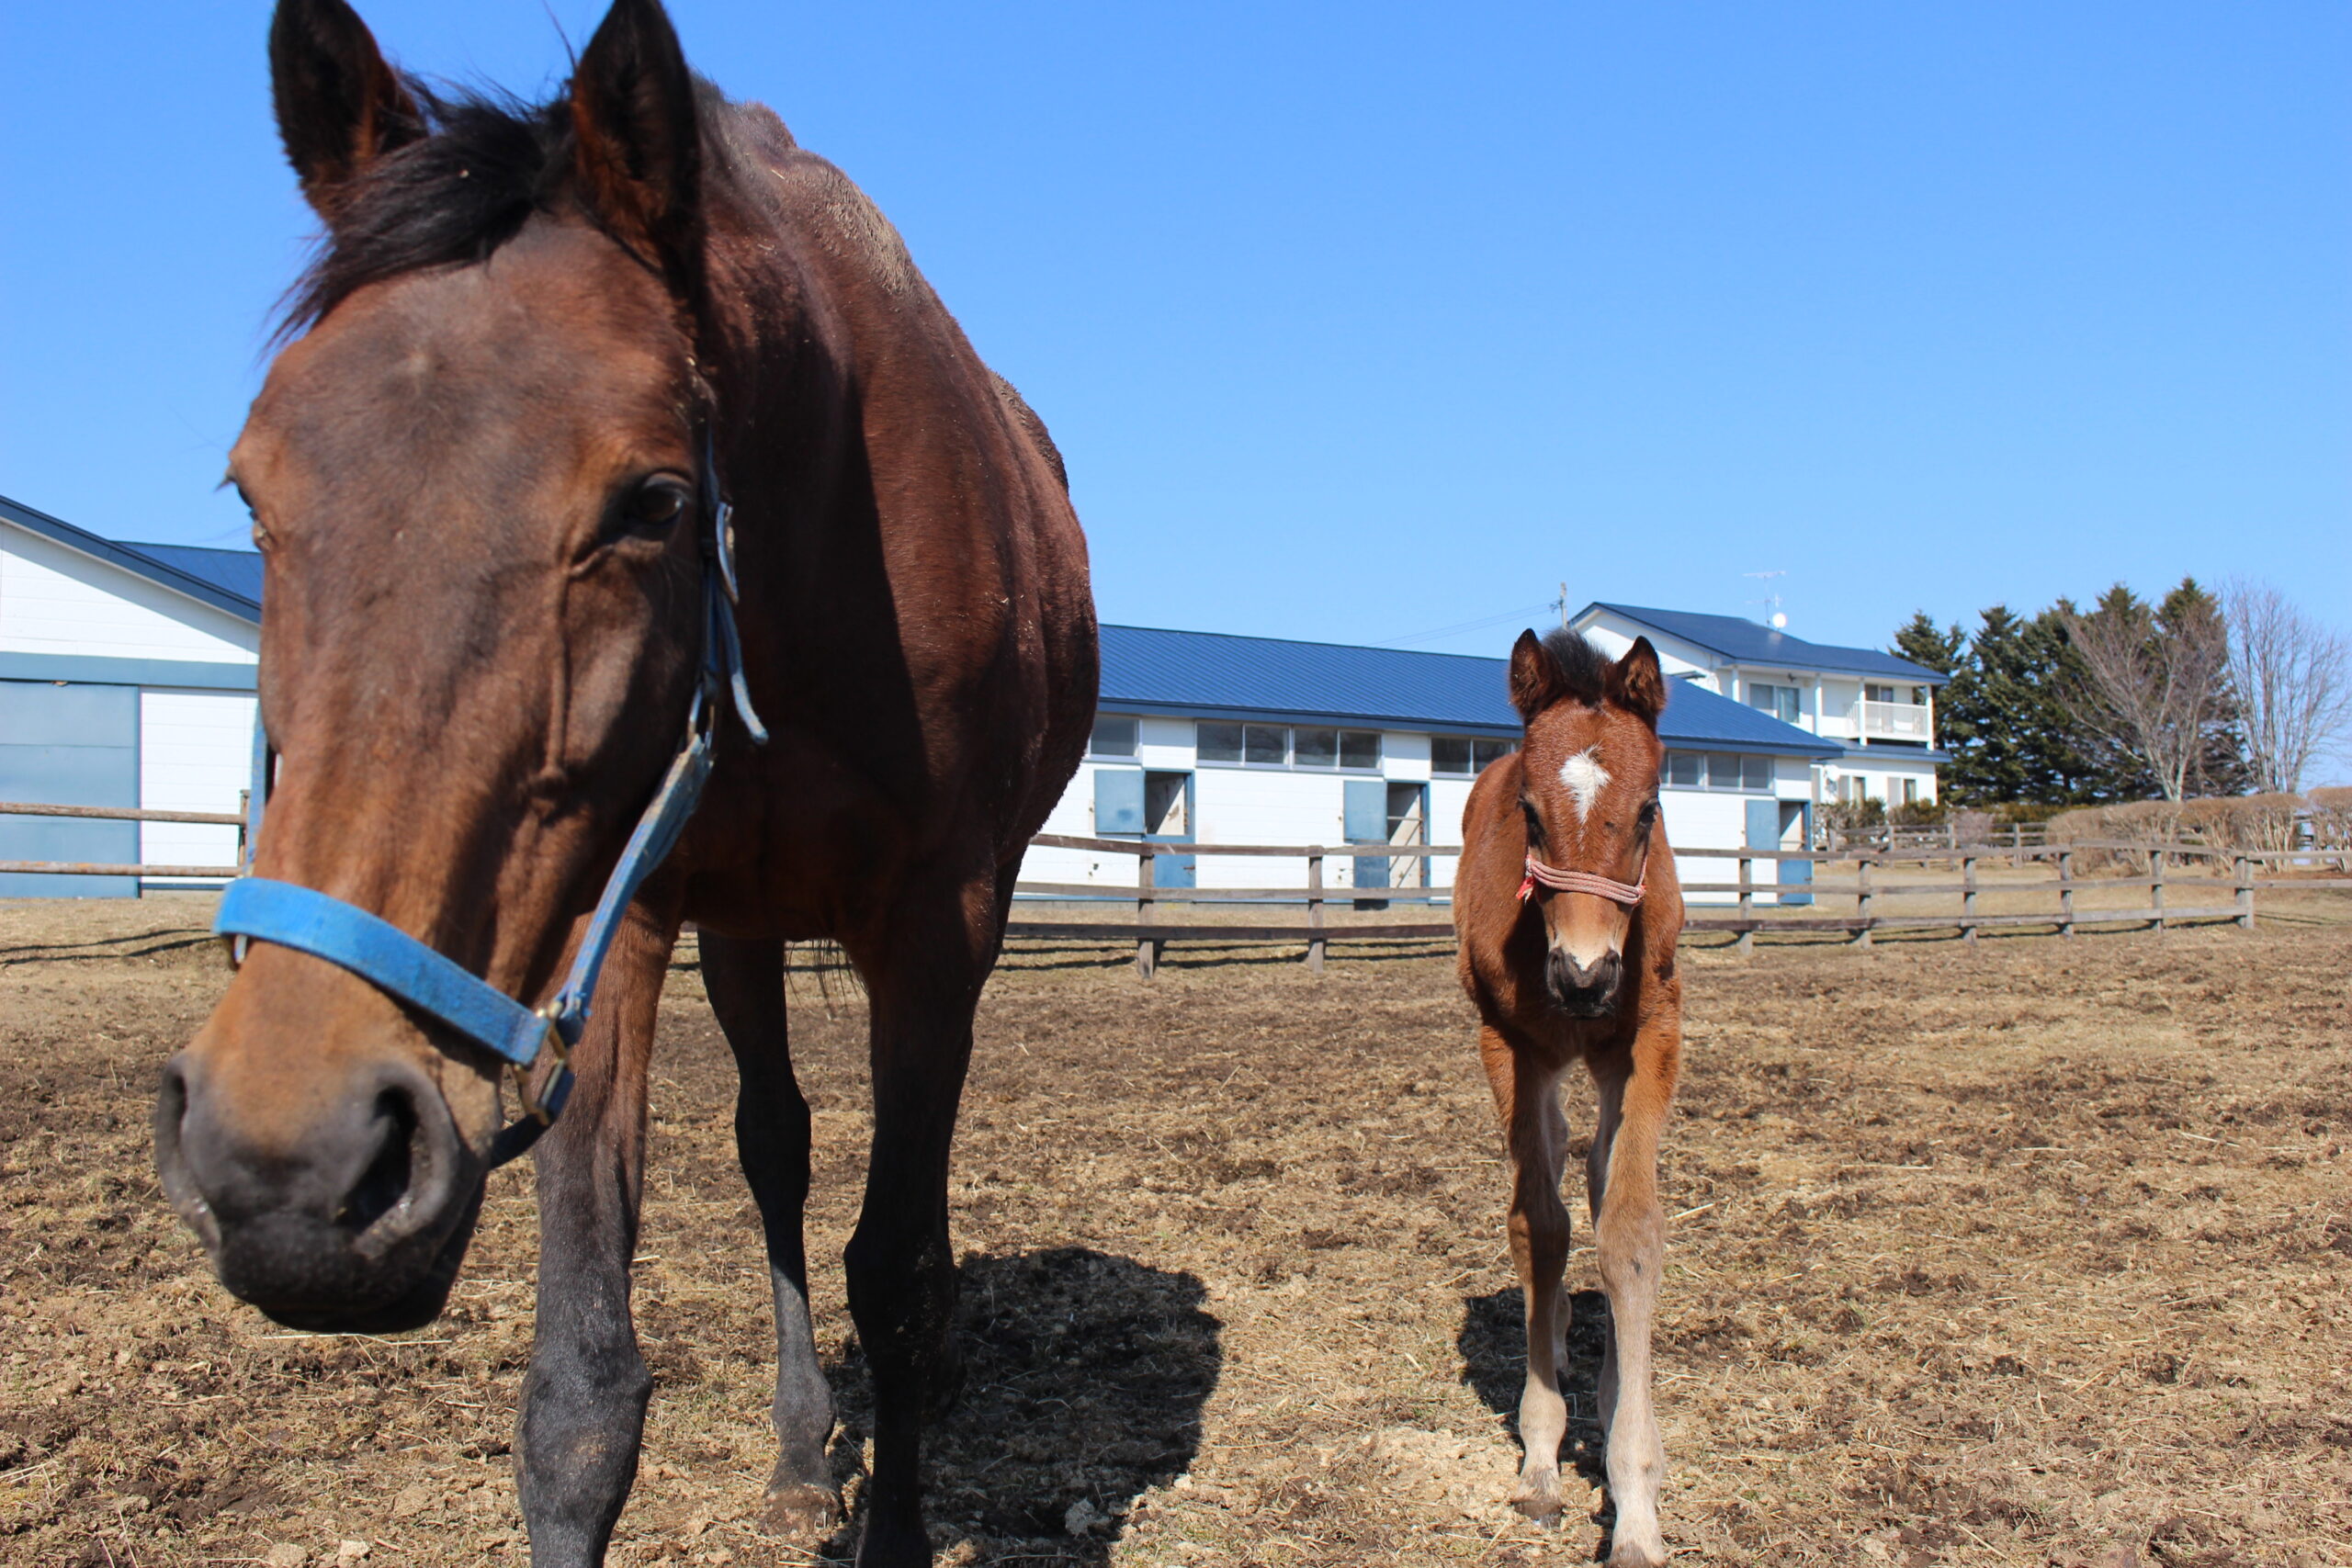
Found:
<box><xmin>1858</xmin><ymin>700</ymin><xmax>1931</xmax><ymax>741</ymax></box>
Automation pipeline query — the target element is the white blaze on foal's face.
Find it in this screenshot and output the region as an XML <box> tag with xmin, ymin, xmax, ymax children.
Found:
<box><xmin>1558</xmin><ymin>747</ymin><xmax>1611</xmax><ymax>826</ymax></box>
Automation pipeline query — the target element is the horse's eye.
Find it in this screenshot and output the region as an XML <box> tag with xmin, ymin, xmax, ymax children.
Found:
<box><xmin>619</xmin><ymin>478</ymin><xmax>691</xmax><ymax>536</ymax></box>
<box><xmin>1521</xmin><ymin>801</ymin><xmax>1544</xmax><ymax>845</ymax></box>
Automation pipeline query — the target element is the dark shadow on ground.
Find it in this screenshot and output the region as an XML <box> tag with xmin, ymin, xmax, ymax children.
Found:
<box><xmin>1000</xmin><ymin>940</ymin><xmax>1452</xmax><ymax>974</ymax></box>
<box><xmin>819</xmin><ymin>1247</ymin><xmax>1221</xmax><ymax>1565</ymax></box>
<box><xmin>1458</xmin><ymin>1286</ymin><xmax>1611</xmax><ymax>1489</ymax></box>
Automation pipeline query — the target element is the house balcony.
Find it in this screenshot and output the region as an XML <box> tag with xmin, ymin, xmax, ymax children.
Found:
<box><xmin>1858</xmin><ymin>700</ymin><xmax>1931</xmax><ymax>743</ymax></box>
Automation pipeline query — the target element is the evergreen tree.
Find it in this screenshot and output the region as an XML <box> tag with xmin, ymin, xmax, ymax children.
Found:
<box><xmin>1891</xmin><ymin>611</ymin><xmax>1964</xmax><ymax>675</ymax></box>
<box><xmin>1939</xmin><ymin>604</ymin><xmax>2104</xmax><ymax>804</ymax></box>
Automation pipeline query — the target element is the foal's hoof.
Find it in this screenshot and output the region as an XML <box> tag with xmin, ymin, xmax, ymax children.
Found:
<box><xmin>1508</xmin><ymin>1475</ymin><xmax>1562</xmax><ymax>1526</ymax></box>
<box><xmin>759</xmin><ymin>1482</ymin><xmax>841</xmax><ymax>1542</ymax></box>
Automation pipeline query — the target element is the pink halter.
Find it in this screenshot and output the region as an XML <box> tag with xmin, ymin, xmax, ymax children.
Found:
<box><xmin>1518</xmin><ymin>851</ymin><xmax>1647</xmax><ymax>908</ymax></box>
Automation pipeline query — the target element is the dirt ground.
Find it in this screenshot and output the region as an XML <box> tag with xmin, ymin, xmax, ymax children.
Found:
<box><xmin>2</xmin><ymin>897</ymin><xmax>2346</xmax><ymax>1568</ymax></box>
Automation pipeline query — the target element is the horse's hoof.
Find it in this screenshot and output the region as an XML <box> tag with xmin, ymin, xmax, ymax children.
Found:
<box><xmin>759</xmin><ymin>1482</ymin><xmax>841</xmax><ymax>1541</ymax></box>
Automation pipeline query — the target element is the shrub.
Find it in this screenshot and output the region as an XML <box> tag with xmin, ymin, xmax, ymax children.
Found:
<box><xmin>2306</xmin><ymin>786</ymin><xmax>2352</xmax><ymax>855</ymax></box>
<box><xmin>2047</xmin><ymin>795</ymin><xmax>2301</xmax><ymax>873</ymax></box>
<box><xmin>1821</xmin><ymin>797</ymin><xmax>1885</xmax><ymax>834</ymax></box>
<box><xmin>1890</xmin><ymin>800</ymin><xmax>1948</xmax><ymax>828</ymax></box>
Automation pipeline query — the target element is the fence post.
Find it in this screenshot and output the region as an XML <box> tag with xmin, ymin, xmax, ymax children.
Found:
<box><xmin>1736</xmin><ymin>855</ymin><xmax>1754</xmax><ymax>955</ymax></box>
<box><xmin>1962</xmin><ymin>854</ymin><xmax>1978</xmax><ymax>946</ymax></box>
<box><xmin>1306</xmin><ymin>848</ymin><xmax>1327</xmax><ymax>972</ymax></box>
<box><xmin>1135</xmin><ymin>843</ymin><xmax>1158</xmax><ymax>978</ymax></box>
<box><xmin>2151</xmin><ymin>848</ymin><xmax>2165</xmax><ymax>934</ymax></box>
<box><xmin>1855</xmin><ymin>855</ymin><xmax>1873</xmax><ymax>948</ymax></box>
<box><xmin>2235</xmin><ymin>853</ymin><xmax>2254</xmax><ymax>931</ymax></box>
<box><xmin>2057</xmin><ymin>850</ymin><xmax>2075</xmax><ymax>938</ymax></box>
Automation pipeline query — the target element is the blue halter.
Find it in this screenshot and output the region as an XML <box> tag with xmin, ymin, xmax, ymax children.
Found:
<box><xmin>213</xmin><ymin>439</ymin><xmax>766</xmax><ymax>1168</ymax></box>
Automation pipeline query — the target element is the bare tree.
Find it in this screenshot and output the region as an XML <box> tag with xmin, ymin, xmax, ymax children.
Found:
<box><xmin>2063</xmin><ymin>581</ymin><xmax>2232</xmax><ymax>802</ymax></box>
<box><xmin>2222</xmin><ymin>579</ymin><xmax>2352</xmax><ymax>794</ymax></box>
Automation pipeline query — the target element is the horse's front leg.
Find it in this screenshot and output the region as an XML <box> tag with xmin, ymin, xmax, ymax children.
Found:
<box><xmin>1585</xmin><ymin>1011</ymin><xmax>1679</xmax><ymax>1568</ymax></box>
<box><xmin>1478</xmin><ymin>1023</ymin><xmax>1574</xmax><ymax>1523</ymax></box>
<box><xmin>515</xmin><ymin>898</ymin><xmax>678</xmax><ymax>1566</ymax></box>
<box><xmin>700</xmin><ymin>931</ymin><xmax>840</xmax><ymax>1538</ymax></box>
<box><xmin>842</xmin><ymin>871</ymin><xmax>996</xmax><ymax>1567</ymax></box>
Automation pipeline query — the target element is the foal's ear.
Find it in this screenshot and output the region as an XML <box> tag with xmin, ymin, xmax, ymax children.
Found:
<box><xmin>1508</xmin><ymin>629</ymin><xmax>1566</xmax><ymax>723</ymax></box>
<box><xmin>269</xmin><ymin>0</ymin><xmax>424</xmax><ymax>217</ymax></box>
<box><xmin>1605</xmin><ymin>637</ymin><xmax>1669</xmax><ymax>726</ymax></box>
<box><xmin>571</xmin><ymin>0</ymin><xmax>703</xmax><ymax>298</ymax></box>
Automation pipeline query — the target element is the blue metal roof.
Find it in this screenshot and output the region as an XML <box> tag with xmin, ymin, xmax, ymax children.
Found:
<box><xmin>119</xmin><ymin>543</ymin><xmax>265</xmax><ymax>609</ymax></box>
<box><xmin>1578</xmin><ymin>602</ymin><xmax>1949</xmax><ymax>684</ymax></box>
<box><xmin>1101</xmin><ymin>625</ymin><xmax>1838</xmax><ymax>756</ymax></box>
<box><xmin>0</xmin><ymin>493</ymin><xmax>260</xmax><ymax>624</ymax></box>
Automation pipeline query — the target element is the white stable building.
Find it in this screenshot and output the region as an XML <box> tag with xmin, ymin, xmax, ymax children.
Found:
<box><xmin>1571</xmin><ymin>603</ymin><xmax>1950</xmax><ymax>812</ymax></box>
<box><xmin>1027</xmin><ymin>625</ymin><xmax>1841</xmax><ymax>906</ymax></box>
<box><xmin>2</xmin><ymin>496</ymin><xmax>1862</xmax><ymax>910</ymax></box>
<box><xmin>1</xmin><ymin>494</ymin><xmax>259</xmax><ymax>896</ymax></box>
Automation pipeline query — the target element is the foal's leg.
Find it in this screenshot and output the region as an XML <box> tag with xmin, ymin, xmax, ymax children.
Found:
<box><xmin>515</xmin><ymin>900</ymin><xmax>676</xmax><ymax>1567</ymax></box>
<box><xmin>1584</xmin><ymin>1022</ymin><xmax>1679</xmax><ymax>1568</ymax></box>
<box><xmin>1478</xmin><ymin>1024</ymin><xmax>1573</xmax><ymax>1521</ymax></box>
<box><xmin>842</xmin><ymin>873</ymin><xmax>996</xmax><ymax>1567</ymax></box>
<box><xmin>700</xmin><ymin>932</ymin><xmax>838</xmax><ymax>1538</ymax></box>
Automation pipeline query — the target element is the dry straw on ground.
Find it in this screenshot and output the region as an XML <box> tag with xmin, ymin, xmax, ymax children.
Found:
<box><xmin>2</xmin><ymin>897</ymin><xmax>2346</xmax><ymax>1566</ymax></box>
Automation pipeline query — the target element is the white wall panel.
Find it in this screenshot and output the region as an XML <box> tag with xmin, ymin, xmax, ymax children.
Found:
<box><xmin>138</xmin><ymin>689</ymin><xmax>256</xmax><ymax>878</ymax></box>
<box><xmin>1</xmin><ymin>530</ymin><xmax>257</xmax><ymax>662</ymax></box>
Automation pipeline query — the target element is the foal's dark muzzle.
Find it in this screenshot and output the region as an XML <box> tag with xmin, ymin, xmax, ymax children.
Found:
<box><xmin>1545</xmin><ymin>948</ymin><xmax>1623</xmax><ymax>1017</ymax></box>
<box><xmin>154</xmin><ymin>1053</ymin><xmax>481</xmax><ymax>1333</ymax></box>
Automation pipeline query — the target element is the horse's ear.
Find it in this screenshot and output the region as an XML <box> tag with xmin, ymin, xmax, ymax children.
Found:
<box><xmin>570</xmin><ymin>0</ymin><xmax>703</xmax><ymax>298</ymax></box>
<box><xmin>1606</xmin><ymin>637</ymin><xmax>1669</xmax><ymax>726</ymax></box>
<box><xmin>269</xmin><ymin>0</ymin><xmax>424</xmax><ymax>217</ymax></box>
<box><xmin>1508</xmin><ymin>629</ymin><xmax>1566</xmax><ymax>723</ymax></box>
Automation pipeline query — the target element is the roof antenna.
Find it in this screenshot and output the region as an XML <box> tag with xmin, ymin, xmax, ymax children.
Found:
<box><xmin>1742</xmin><ymin>569</ymin><xmax>1788</xmax><ymax>629</ymax></box>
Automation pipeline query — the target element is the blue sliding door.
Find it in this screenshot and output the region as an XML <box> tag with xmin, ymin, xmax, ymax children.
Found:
<box><xmin>0</xmin><ymin>680</ymin><xmax>139</xmax><ymax>897</ymax></box>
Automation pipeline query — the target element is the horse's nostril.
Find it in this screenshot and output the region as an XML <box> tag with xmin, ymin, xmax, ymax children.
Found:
<box><xmin>337</xmin><ymin>1088</ymin><xmax>419</xmax><ymax>1234</ymax></box>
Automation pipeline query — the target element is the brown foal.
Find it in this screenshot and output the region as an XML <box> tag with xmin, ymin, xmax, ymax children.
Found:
<box><xmin>1454</xmin><ymin>629</ymin><xmax>1686</xmax><ymax>1568</ymax></box>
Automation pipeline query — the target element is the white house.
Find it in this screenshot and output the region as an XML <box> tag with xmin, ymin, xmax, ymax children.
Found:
<box><xmin>1028</xmin><ymin>625</ymin><xmax>1841</xmax><ymax>906</ymax></box>
<box><xmin>1</xmin><ymin>494</ymin><xmax>259</xmax><ymax>896</ymax></box>
<box><xmin>1571</xmin><ymin>603</ymin><xmax>1949</xmax><ymax>813</ymax></box>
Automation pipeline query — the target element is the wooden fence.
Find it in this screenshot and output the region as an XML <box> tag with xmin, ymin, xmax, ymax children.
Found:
<box><xmin>0</xmin><ymin>801</ymin><xmax>249</xmax><ymax>880</ymax></box>
<box><xmin>8</xmin><ymin>804</ymin><xmax>2348</xmax><ymax>977</ymax></box>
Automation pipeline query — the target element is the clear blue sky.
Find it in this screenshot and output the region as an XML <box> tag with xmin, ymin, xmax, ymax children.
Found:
<box><xmin>4</xmin><ymin>2</ymin><xmax>2346</xmax><ymax>655</ymax></box>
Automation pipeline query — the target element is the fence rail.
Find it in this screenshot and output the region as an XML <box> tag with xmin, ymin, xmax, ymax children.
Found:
<box><xmin>0</xmin><ymin>800</ymin><xmax>250</xmax><ymax>887</ymax></box>
<box><xmin>8</xmin><ymin>803</ymin><xmax>2346</xmax><ymax>976</ymax></box>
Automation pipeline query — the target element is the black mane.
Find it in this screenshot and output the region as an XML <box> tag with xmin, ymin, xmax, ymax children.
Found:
<box><xmin>280</xmin><ymin>85</ymin><xmax>573</xmax><ymax>337</ymax></box>
<box><xmin>1539</xmin><ymin>627</ymin><xmax>1611</xmax><ymax>705</ymax></box>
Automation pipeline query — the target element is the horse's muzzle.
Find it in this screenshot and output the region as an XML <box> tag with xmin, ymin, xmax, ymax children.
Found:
<box><xmin>153</xmin><ymin>1053</ymin><xmax>481</xmax><ymax>1333</ymax></box>
<box><xmin>1545</xmin><ymin>947</ymin><xmax>1623</xmax><ymax>1018</ymax></box>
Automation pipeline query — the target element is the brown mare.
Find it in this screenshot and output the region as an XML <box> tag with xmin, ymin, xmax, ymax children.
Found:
<box><xmin>149</xmin><ymin>2</ymin><xmax>1095</xmax><ymax>1563</ymax></box>
<box><xmin>1454</xmin><ymin>629</ymin><xmax>1685</xmax><ymax>1568</ymax></box>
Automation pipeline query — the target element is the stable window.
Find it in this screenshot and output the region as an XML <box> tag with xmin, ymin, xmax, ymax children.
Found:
<box><xmin>1340</xmin><ymin>730</ymin><xmax>1382</xmax><ymax>770</ymax></box>
<box><xmin>1196</xmin><ymin>722</ymin><xmax>1243</xmax><ymax>763</ymax></box>
<box><xmin>1088</xmin><ymin>714</ymin><xmax>1138</xmax><ymax>759</ymax></box>
<box><xmin>1294</xmin><ymin>728</ymin><xmax>1340</xmax><ymax>769</ymax></box>
<box><xmin>1430</xmin><ymin>736</ymin><xmax>1515</xmax><ymax>776</ymax></box>
<box><xmin>1243</xmin><ymin>724</ymin><xmax>1288</xmax><ymax>766</ymax></box>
